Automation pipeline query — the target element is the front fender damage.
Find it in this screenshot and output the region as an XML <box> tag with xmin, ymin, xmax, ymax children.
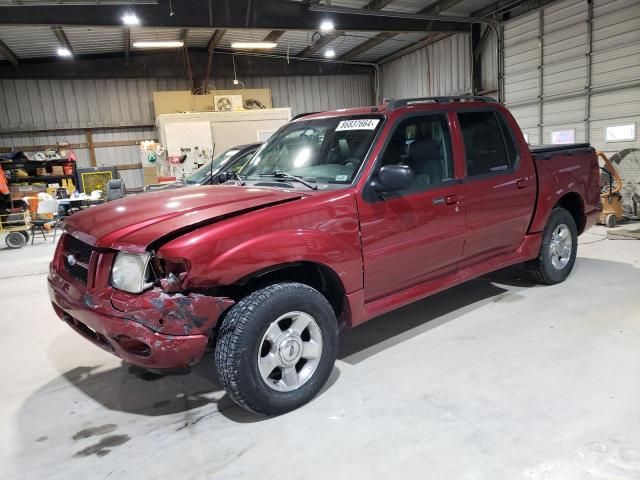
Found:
<box><xmin>109</xmin><ymin>288</ymin><xmax>235</xmax><ymax>336</ymax></box>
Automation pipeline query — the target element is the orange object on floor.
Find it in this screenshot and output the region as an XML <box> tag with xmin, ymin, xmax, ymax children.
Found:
<box><xmin>0</xmin><ymin>167</ymin><xmax>9</xmax><ymax>195</ymax></box>
<box><xmin>27</xmin><ymin>197</ymin><xmax>39</xmax><ymax>214</ymax></box>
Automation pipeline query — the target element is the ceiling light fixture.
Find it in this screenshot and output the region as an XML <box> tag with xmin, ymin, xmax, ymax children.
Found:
<box><xmin>231</xmin><ymin>41</ymin><xmax>278</xmax><ymax>50</ymax></box>
<box><xmin>324</xmin><ymin>49</ymin><xmax>336</xmax><ymax>58</ymax></box>
<box><xmin>122</xmin><ymin>12</ymin><xmax>140</xmax><ymax>26</ymax></box>
<box><xmin>320</xmin><ymin>20</ymin><xmax>335</xmax><ymax>32</ymax></box>
<box><xmin>57</xmin><ymin>47</ymin><xmax>72</xmax><ymax>58</ymax></box>
<box><xmin>132</xmin><ymin>40</ymin><xmax>184</xmax><ymax>48</ymax></box>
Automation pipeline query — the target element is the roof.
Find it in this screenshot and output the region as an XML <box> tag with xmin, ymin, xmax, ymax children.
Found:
<box><xmin>0</xmin><ymin>0</ymin><xmax>500</xmax><ymax>66</ymax></box>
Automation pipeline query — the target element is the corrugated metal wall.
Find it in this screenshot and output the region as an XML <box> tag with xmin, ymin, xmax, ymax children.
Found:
<box><xmin>504</xmin><ymin>0</ymin><xmax>640</xmax><ymax>157</ymax></box>
<box><xmin>0</xmin><ymin>78</ymin><xmax>190</xmax><ymax>131</ymax></box>
<box><xmin>0</xmin><ymin>74</ymin><xmax>373</xmax><ymax>188</ymax></box>
<box><xmin>380</xmin><ymin>34</ymin><xmax>472</xmax><ymax>99</ymax></box>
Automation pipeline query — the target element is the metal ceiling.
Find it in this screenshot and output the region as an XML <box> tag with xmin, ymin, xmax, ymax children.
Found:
<box><xmin>0</xmin><ymin>0</ymin><xmax>502</xmax><ymax>65</ymax></box>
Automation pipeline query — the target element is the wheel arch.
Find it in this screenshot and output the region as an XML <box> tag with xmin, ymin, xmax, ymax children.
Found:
<box><xmin>223</xmin><ymin>261</ymin><xmax>349</xmax><ymax>326</ymax></box>
<box><xmin>555</xmin><ymin>192</ymin><xmax>586</xmax><ymax>234</ymax></box>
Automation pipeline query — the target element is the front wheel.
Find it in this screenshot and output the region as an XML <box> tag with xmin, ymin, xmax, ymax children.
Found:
<box><xmin>526</xmin><ymin>207</ymin><xmax>578</xmax><ymax>285</ymax></box>
<box><xmin>215</xmin><ymin>282</ymin><xmax>338</xmax><ymax>415</ymax></box>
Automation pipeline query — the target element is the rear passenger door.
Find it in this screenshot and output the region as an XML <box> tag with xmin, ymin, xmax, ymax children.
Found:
<box><xmin>457</xmin><ymin>109</ymin><xmax>536</xmax><ymax>265</ymax></box>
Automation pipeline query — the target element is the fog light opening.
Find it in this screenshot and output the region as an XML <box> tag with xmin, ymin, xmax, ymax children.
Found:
<box><xmin>114</xmin><ymin>335</ymin><xmax>151</xmax><ymax>357</ymax></box>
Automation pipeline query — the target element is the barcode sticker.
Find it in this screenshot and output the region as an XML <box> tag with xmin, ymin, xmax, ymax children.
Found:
<box><xmin>336</xmin><ymin>119</ymin><xmax>380</xmax><ymax>131</ymax></box>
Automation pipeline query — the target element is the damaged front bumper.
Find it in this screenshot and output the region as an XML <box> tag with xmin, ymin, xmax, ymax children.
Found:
<box><xmin>48</xmin><ymin>269</ymin><xmax>234</xmax><ymax>371</ymax></box>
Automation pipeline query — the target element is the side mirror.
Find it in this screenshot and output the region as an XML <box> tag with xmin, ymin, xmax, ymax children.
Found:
<box><xmin>373</xmin><ymin>164</ymin><xmax>415</xmax><ymax>193</ymax></box>
<box><xmin>216</xmin><ymin>172</ymin><xmax>229</xmax><ymax>184</ymax></box>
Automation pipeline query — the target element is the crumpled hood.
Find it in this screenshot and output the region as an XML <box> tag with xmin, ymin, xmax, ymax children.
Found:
<box><xmin>64</xmin><ymin>186</ymin><xmax>304</xmax><ymax>251</ymax></box>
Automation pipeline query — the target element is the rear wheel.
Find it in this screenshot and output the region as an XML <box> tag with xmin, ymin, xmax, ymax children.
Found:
<box><xmin>526</xmin><ymin>207</ymin><xmax>578</xmax><ymax>285</ymax></box>
<box><xmin>215</xmin><ymin>282</ymin><xmax>338</xmax><ymax>415</ymax></box>
<box><xmin>5</xmin><ymin>231</ymin><xmax>26</xmax><ymax>249</ymax></box>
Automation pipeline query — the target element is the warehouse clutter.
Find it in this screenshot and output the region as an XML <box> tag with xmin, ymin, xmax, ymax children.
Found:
<box><xmin>0</xmin><ymin>144</ymin><xmax>128</xmax><ymax>249</ymax></box>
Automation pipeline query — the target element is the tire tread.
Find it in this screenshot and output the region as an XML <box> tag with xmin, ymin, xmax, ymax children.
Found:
<box><xmin>215</xmin><ymin>282</ymin><xmax>335</xmax><ymax>415</ymax></box>
<box><xmin>525</xmin><ymin>207</ymin><xmax>577</xmax><ymax>285</ymax></box>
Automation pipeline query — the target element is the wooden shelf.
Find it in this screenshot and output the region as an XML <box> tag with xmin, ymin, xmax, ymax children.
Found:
<box><xmin>13</xmin><ymin>175</ymin><xmax>75</xmax><ymax>182</ymax></box>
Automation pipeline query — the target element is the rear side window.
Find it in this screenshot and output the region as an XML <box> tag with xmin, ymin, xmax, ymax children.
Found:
<box><xmin>458</xmin><ymin>111</ymin><xmax>517</xmax><ymax>177</ymax></box>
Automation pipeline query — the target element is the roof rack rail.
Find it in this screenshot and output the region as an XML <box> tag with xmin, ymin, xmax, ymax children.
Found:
<box><xmin>387</xmin><ymin>96</ymin><xmax>497</xmax><ymax>110</ymax></box>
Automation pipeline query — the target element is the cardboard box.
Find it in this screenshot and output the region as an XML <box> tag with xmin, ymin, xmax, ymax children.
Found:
<box><xmin>36</xmin><ymin>167</ymin><xmax>47</xmax><ymax>176</ymax></box>
<box><xmin>142</xmin><ymin>166</ymin><xmax>158</xmax><ymax>186</ymax></box>
<box><xmin>51</xmin><ymin>165</ymin><xmax>64</xmax><ymax>175</ymax></box>
<box><xmin>9</xmin><ymin>184</ymin><xmax>47</xmax><ymax>199</ymax></box>
<box><xmin>153</xmin><ymin>89</ymin><xmax>273</xmax><ymax>117</ymax></box>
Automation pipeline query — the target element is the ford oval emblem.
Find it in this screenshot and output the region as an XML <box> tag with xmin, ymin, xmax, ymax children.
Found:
<box><xmin>67</xmin><ymin>254</ymin><xmax>77</xmax><ymax>267</ymax></box>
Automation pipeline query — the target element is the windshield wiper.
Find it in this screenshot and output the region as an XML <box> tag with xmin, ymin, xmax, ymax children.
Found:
<box><xmin>230</xmin><ymin>170</ymin><xmax>246</xmax><ymax>186</ymax></box>
<box><xmin>258</xmin><ymin>172</ymin><xmax>318</xmax><ymax>190</ymax></box>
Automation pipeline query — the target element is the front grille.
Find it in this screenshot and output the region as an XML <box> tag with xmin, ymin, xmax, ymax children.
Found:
<box><xmin>66</xmin><ymin>235</ymin><xmax>93</xmax><ymax>263</ymax></box>
<box><xmin>65</xmin><ymin>260</ymin><xmax>89</xmax><ymax>283</ymax></box>
<box><xmin>61</xmin><ymin>234</ymin><xmax>94</xmax><ymax>285</ymax></box>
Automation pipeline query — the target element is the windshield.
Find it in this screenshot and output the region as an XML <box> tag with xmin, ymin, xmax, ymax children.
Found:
<box><xmin>184</xmin><ymin>148</ymin><xmax>241</xmax><ymax>185</ymax></box>
<box><xmin>240</xmin><ymin>115</ymin><xmax>383</xmax><ymax>187</ymax></box>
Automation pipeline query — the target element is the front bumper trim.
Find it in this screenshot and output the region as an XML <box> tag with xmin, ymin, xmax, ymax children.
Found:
<box><xmin>49</xmin><ymin>279</ymin><xmax>211</xmax><ymax>370</ymax></box>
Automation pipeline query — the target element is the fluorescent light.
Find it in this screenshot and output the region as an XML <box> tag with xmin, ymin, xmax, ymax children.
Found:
<box><xmin>132</xmin><ymin>41</ymin><xmax>184</xmax><ymax>48</ymax></box>
<box><xmin>324</xmin><ymin>49</ymin><xmax>336</xmax><ymax>58</ymax></box>
<box><xmin>231</xmin><ymin>41</ymin><xmax>277</xmax><ymax>50</ymax></box>
<box><xmin>320</xmin><ymin>20</ymin><xmax>335</xmax><ymax>31</ymax></box>
<box><xmin>122</xmin><ymin>12</ymin><xmax>140</xmax><ymax>26</ymax></box>
<box><xmin>57</xmin><ymin>47</ymin><xmax>72</xmax><ymax>58</ymax></box>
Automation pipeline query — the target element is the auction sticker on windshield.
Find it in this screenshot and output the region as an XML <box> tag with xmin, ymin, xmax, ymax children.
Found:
<box><xmin>336</xmin><ymin>119</ymin><xmax>380</xmax><ymax>131</ymax></box>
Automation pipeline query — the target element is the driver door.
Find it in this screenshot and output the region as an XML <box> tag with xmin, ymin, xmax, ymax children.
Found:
<box><xmin>357</xmin><ymin>113</ymin><xmax>466</xmax><ymax>302</ymax></box>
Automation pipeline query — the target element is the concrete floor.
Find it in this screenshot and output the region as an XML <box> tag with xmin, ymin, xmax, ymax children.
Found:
<box><xmin>0</xmin><ymin>226</ymin><xmax>639</xmax><ymax>480</ymax></box>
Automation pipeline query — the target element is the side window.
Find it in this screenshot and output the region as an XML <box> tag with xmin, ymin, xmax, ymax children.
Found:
<box><xmin>458</xmin><ymin>111</ymin><xmax>517</xmax><ymax>177</ymax></box>
<box><xmin>231</xmin><ymin>150</ymin><xmax>255</xmax><ymax>173</ymax></box>
<box><xmin>379</xmin><ymin>114</ymin><xmax>454</xmax><ymax>193</ymax></box>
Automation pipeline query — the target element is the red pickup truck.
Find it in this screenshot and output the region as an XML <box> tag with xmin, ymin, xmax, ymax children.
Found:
<box><xmin>48</xmin><ymin>97</ymin><xmax>600</xmax><ymax>415</ymax></box>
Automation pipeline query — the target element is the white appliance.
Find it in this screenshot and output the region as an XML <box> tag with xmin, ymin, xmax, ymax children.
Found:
<box><xmin>155</xmin><ymin>108</ymin><xmax>291</xmax><ymax>178</ymax></box>
<box><xmin>214</xmin><ymin>94</ymin><xmax>243</xmax><ymax>111</ymax></box>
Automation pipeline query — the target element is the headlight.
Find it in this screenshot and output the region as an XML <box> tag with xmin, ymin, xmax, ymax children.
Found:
<box><xmin>111</xmin><ymin>252</ymin><xmax>153</xmax><ymax>293</ymax></box>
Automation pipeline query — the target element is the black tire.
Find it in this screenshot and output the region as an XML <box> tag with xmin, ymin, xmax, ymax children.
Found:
<box><xmin>526</xmin><ymin>207</ymin><xmax>578</xmax><ymax>285</ymax></box>
<box><xmin>20</xmin><ymin>231</ymin><xmax>30</xmax><ymax>242</ymax></box>
<box><xmin>215</xmin><ymin>282</ymin><xmax>338</xmax><ymax>415</ymax></box>
<box><xmin>5</xmin><ymin>231</ymin><xmax>26</xmax><ymax>249</ymax></box>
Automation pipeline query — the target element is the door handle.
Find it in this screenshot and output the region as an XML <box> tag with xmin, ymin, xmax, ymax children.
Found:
<box><xmin>445</xmin><ymin>194</ymin><xmax>458</xmax><ymax>205</ymax></box>
<box><xmin>433</xmin><ymin>194</ymin><xmax>459</xmax><ymax>205</ymax></box>
<box><xmin>516</xmin><ymin>178</ymin><xmax>527</xmax><ymax>189</ymax></box>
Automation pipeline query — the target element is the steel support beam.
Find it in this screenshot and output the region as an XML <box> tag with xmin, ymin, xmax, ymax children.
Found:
<box><xmin>297</xmin><ymin>0</ymin><xmax>396</xmax><ymax>58</ymax></box>
<box><xmin>0</xmin><ymin>50</ymin><xmax>374</xmax><ymax>79</ymax></box>
<box><xmin>339</xmin><ymin>32</ymin><xmax>396</xmax><ymax>61</ymax></box>
<box><xmin>472</xmin><ymin>0</ymin><xmax>557</xmax><ymax>21</ymax></box>
<box><xmin>203</xmin><ymin>29</ymin><xmax>226</xmax><ymax>93</ymax></box>
<box><xmin>537</xmin><ymin>8</ymin><xmax>544</xmax><ymax>143</ymax></box>
<box><xmin>298</xmin><ymin>33</ymin><xmax>340</xmax><ymax>58</ymax></box>
<box><xmin>337</xmin><ymin>0</ymin><xmax>466</xmax><ymax>61</ymax></box>
<box><xmin>376</xmin><ymin>33</ymin><xmax>445</xmax><ymax>64</ymax></box>
<box><xmin>0</xmin><ymin>39</ymin><xmax>19</xmax><ymax>73</ymax></box>
<box><xmin>263</xmin><ymin>30</ymin><xmax>286</xmax><ymax>42</ymax></box>
<box><xmin>0</xmin><ymin>0</ymin><xmax>467</xmax><ymax>32</ymax></box>
<box><xmin>52</xmin><ymin>26</ymin><xmax>74</xmax><ymax>56</ymax></box>
<box><xmin>207</xmin><ymin>29</ymin><xmax>227</xmax><ymax>52</ymax></box>
<box><xmin>471</xmin><ymin>23</ymin><xmax>482</xmax><ymax>95</ymax></box>
<box><xmin>124</xmin><ymin>27</ymin><xmax>130</xmax><ymax>58</ymax></box>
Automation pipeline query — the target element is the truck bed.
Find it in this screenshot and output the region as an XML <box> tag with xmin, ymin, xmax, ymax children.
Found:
<box><xmin>527</xmin><ymin>143</ymin><xmax>600</xmax><ymax>234</ymax></box>
<box><xmin>530</xmin><ymin>143</ymin><xmax>592</xmax><ymax>155</ymax></box>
